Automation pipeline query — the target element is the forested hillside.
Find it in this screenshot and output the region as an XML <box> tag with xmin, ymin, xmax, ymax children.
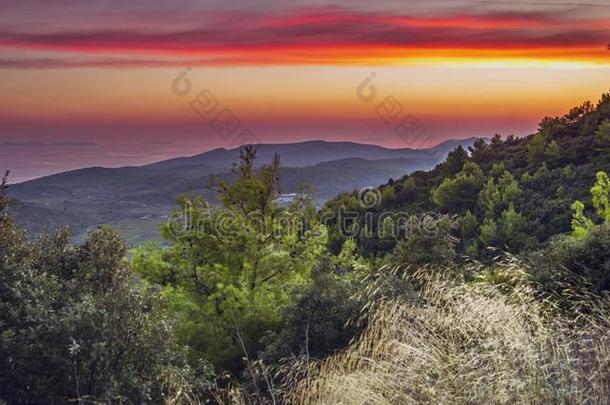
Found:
<box><xmin>2</xmin><ymin>94</ymin><xmax>610</xmax><ymax>403</ymax></box>
<box><xmin>323</xmin><ymin>93</ymin><xmax>610</xmax><ymax>263</ymax></box>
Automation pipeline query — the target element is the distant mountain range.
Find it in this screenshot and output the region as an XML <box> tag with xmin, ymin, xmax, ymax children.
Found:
<box><xmin>7</xmin><ymin>138</ymin><xmax>480</xmax><ymax>244</ymax></box>
<box><xmin>149</xmin><ymin>139</ymin><xmax>472</xmax><ymax>170</ymax></box>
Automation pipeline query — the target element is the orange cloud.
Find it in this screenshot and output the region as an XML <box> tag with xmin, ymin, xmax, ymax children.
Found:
<box><xmin>0</xmin><ymin>8</ymin><xmax>609</xmax><ymax>67</ymax></box>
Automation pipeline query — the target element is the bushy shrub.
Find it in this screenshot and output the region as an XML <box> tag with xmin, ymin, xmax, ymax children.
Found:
<box><xmin>540</xmin><ymin>223</ymin><xmax>610</xmax><ymax>293</ymax></box>
<box><xmin>387</xmin><ymin>215</ymin><xmax>458</xmax><ymax>267</ymax></box>
<box><xmin>261</xmin><ymin>259</ymin><xmax>362</xmax><ymax>364</ymax></box>
<box><xmin>0</xmin><ymin>214</ymin><xmax>211</xmax><ymax>403</ymax></box>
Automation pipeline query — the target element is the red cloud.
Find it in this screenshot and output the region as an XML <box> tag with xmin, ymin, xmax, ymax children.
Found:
<box><xmin>0</xmin><ymin>8</ymin><xmax>609</xmax><ymax>66</ymax></box>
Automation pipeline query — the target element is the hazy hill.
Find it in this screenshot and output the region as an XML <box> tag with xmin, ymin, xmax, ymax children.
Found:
<box><xmin>146</xmin><ymin>139</ymin><xmax>472</xmax><ymax>170</ymax></box>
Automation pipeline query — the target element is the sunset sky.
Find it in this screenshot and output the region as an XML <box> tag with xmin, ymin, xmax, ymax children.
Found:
<box><xmin>1</xmin><ymin>0</ymin><xmax>610</xmax><ymax>181</ymax></box>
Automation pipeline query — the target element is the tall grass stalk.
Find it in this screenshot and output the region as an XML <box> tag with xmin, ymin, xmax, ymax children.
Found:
<box><xmin>284</xmin><ymin>265</ymin><xmax>610</xmax><ymax>404</ymax></box>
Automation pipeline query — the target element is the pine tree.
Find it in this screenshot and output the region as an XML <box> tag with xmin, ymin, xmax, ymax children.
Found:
<box><xmin>571</xmin><ymin>200</ymin><xmax>594</xmax><ymax>239</ymax></box>
<box><xmin>591</xmin><ymin>171</ymin><xmax>610</xmax><ymax>223</ymax></box>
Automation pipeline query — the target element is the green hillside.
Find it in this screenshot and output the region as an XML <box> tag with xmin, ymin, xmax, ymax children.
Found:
<box><xmin>323</xmin><ymin>93</ymin><xmax>610</xmax><ymax>260</ymax></box>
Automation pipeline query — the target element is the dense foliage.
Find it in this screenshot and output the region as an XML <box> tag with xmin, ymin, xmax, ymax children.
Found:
<box><xmin>322</xmin><ymin>93</ymin><xmax>610</xmax><ymax>261</ymax></box>
<box><xmin>0</xmin><ymin>177</ymin><xmax>211</xmax><ymax>403</ymax></box>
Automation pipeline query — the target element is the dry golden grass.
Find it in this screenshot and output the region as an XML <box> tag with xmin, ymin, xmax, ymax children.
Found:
<box><xmin>283</xmin><ymin>264</ymin><xmax>610</xmax><ymax>405</ymax></box>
